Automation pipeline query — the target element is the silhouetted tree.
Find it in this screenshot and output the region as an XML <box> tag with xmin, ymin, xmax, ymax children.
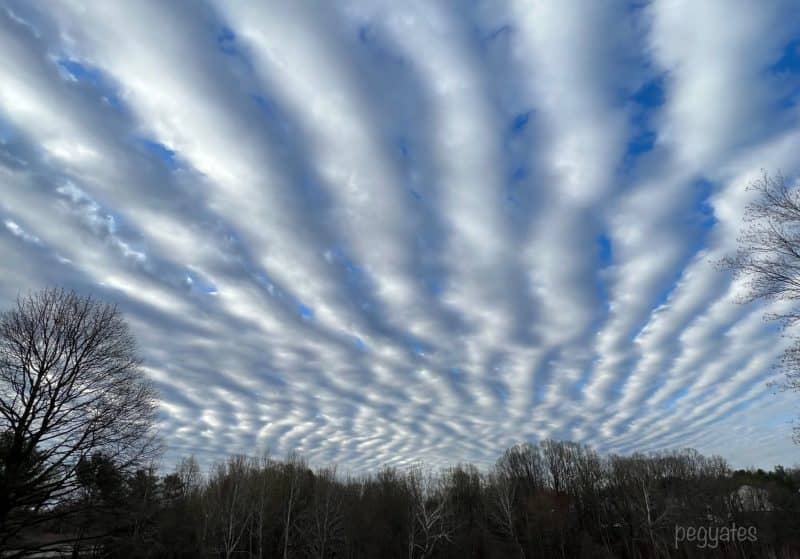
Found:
<box><xmin>0</xmin><ymin>288</ymin><xmax>160</xmax><ymax>554</ymax></box>
<box><xmin>202</xmin><ymin>455</ymin><xmax>258</xmax><ymax>559</ymax></box>
<box><xmin>45</xmin><ymin>442</ymin><xmax>798</xmax><ymax>559</ymax></box>
<box><xmin>405</xmin><ymin>465</ymin><xmax>453</xmax><ymax>559</ymax></box>
<box><xmin>298</xmin><ymin>466</ymin><xmax>344</xmax><ymax>559</ymax></box>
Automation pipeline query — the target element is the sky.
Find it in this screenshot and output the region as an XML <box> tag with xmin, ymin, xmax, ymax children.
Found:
<box><xmin>1</xmin><ymin>0</ymin><xmax>800</xmax><ymax>472</ymax></box>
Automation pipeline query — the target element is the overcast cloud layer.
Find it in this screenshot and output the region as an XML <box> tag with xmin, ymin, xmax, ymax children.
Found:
<box><xmin>1</xmin><ymin>0</ymin><xmax>800</xmax><ymax>471</ymax></box>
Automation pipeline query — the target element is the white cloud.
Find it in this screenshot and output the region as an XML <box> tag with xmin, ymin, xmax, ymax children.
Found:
<box><xmin>0</xmin><ymin>0</ymin><xmax>798</xmax><ymax>470</ymax></box>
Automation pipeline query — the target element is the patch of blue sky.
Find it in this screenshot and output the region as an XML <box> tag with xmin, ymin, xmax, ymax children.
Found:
<box><xmin>324</xmin><ymin>245</ymin><xmax>369</xmax><ymax>290</ymax></box>
<box><xmin>216</xmin><ymin>26</ymin><xmax>237</xmax><ymax>55</ymax></box>
<box><xmin>688</xmin><ymin>178</ymin><xmax>717</xmax><ymax>232</ymax></box>
<box><xmin>56</xmin><ymin>57</ymin><xmax>124</xmax><ymax>111</ymax></box>
<box><xmin>251</xmin><ymin>94</ymin><xmax>277</xmax><ymax>117</ymax></box>
<box><xmin>488</xmin><ymin>380</ymin><xmax>510</xmax><ymax>403</ymax></box>
<box><xmin>503</xmin><ymin>108</ymin><xmax>534</xmax><ymax>213</ymax></box>
<box><xmin>185</xmin><ymin>269</ymin><xmax>218</xmax><ymax>295</ymax></box>
<box><xmin>216</xmin><ymin>25</ymin><xmax>253</xmax><ymax>73</ymax></box>
<box><xmin>504</xmin><ymin>110</ymin><xmax>534</xmax><ymax>188</ymax></box>
<box><xmin>357</xmin><ymin>24</ymin><xmax>371</xmax><ymax>44</ymax></box>
<box><xmin>770</xmin><ymin>38</ymin><xmax>800</xmax><ymax>74</ymax></box>
<box><xmin>509</xmin><ymin>166</ymin><xmax>527</xmax><ymax>185</ymax></box>
<box><xmin>253</xmin><ymin>271</ymin><xmax>282</xmax><ymax>299</ymax></box>
<box><xmin>510</xmin><ymin>110</ymin><xmax>532</xmax><ymax>135</ymax></box>
<box><xmin>344</xmin><ymin>255</ymin><xmax>363</xmax><ymax>281</ymax></box>
<box><xmin>423</xmin><ymin>275</ymin><xmax>444</xmax><ymax>298</ymax></box>
<box><xmin>352</xmin><ymin>336</ymin><xmax>368</xmax><ymax>352</ymax></box>
<box><xmin>0</xmin><ymin>114</ymin><xmax>15</xmax><ymax>143</ymax></box>
<box><xmin>626</xmin><ymin>130</ymin><xmax>657</xmax><ymax>159</ymax></box>
<box><xmin>769</xmin><ymin>38</ymin><xmax>800</xmax><ymax>109</ymax></box>
<box><xmin>298</xmin><ymin>302</ymin><xmax>314</xmax><ymax>320</ymax></box>
<box><xmin>354</xmin><ymin>21</ymin><xmax>409</xmax><ymax>70</ymax></box>
<box><xmin>593</xmin><ymin>234</ymin><xmax>614</xmax><ymax>315</ymax></box>
<box><xmin>57</xmin><ymin>58</ymin><xmax>102</xmax><ymax>83</ymax></box>
<box><xmin>632</xmin><ymin>75</ymin><xmax>666</xmax><ymax>108</ymax></box>
<box><xmin>136</xmin><ymin>138</ymin><xmax>179</xmax><ymax>170</ymax></box>
<box><xmin>394</xmin><ymin>139</ymin><xmax>425</xmax><ymax>202</ymax></box>
<box><xmin>407</xmin><ymin>336</ymin><xmax>429</xmax><ymax>358</ymax></box>
<box><xmin>596</xmin><ymin>233</ymin><xmax>613</xmax><ymax>267</ymax></box>
<box><xmin>579</xmin><ymin>233</ymin><xmax>614</xmax><ymax>355</ymax></box>
<box><xmin>621</xmin><ymin>76</ymin><xmax>666</xmax><ymax>169</ymax></box>
<box><xmin>502</xmin><ymin>100</ymin><xmax>536</xmax><ymax>213</ymax></box>
<box><xmin>396</xmin><ymin>136</ymin><xmax>410</xmax><ymax>159</ymax></box>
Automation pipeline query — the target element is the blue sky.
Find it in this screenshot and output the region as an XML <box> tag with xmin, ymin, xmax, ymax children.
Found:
<box><xmin>1</xmin><ymin>0</ymin><xmax>800</xmax><ymax>471</ymax></box>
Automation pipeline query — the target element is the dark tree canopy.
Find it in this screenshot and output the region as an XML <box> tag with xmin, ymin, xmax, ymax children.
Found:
<box><xmin>722</xmin><ymin>172</ymin><xmax>800</xmax><ymax>440</ymax></box>
<box><xmin>39</xmin><ymin>443</ymin><xmax>796</xmax><ymax>559</ymax></box>
<box><xmin>0</xmin><ymin>288</ymin><xmax>159</xmax><ymax>550</ymax></box>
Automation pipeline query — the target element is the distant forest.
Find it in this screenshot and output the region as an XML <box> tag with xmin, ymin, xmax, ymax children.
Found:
<box><xmin>5</xmin><ymin>441</ymin><xmax>800</xmax><ymax>559</ymax></box>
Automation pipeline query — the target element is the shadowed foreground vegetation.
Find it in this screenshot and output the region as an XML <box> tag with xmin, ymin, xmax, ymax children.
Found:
<box><xmin>5</xmin><ymin>441</ymin><xmax>800</xmax><ymax>558</ymax></box>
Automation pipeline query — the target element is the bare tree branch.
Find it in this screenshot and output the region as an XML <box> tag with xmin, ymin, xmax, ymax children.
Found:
<box><xmin>720</xmin><ymin>172</ymin><xmax>800</xmax><ymax>441</ymax></box>
<box><xmin>0</xmin><ymin>288</ymin><xmax>161</xmax><ymax>551</ymax></box>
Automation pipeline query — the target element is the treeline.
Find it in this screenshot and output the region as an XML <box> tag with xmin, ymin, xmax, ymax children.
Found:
<box><xmin>12</xmin><ymin>441</ymin><xmax>800</xmax><ymax>558</ymax></box>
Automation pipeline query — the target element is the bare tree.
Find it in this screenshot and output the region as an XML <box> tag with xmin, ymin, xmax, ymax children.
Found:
<box><xmin>252</xmin><ymin>452</ymin><xmax>272</xmax><ymax>559</ymax></box>
<box><xmin>541</xmin><ymin>439</ymin><xmax>580</xmax><ymax>495</ymax></box>
<box><xmin>486</xmin><ymin>469</ymin><xmax>526</xmax><ymax>559</ymax></box>
<box><xmin>0</xmin><ymin>288</ymin><xmax>159</xmax><ymax>550</ymax></box>
<box><xmin>607</xmin><ymin>454</ymin><xmax>678</xmax><ymax>558</ymax></box>
<box><xmin>722</xmin><ymin>172</ymin><xmax>800</xmax><ymax>441</ymax></box>
<box><xmin>202</xmin><ymin>455</ymin><xmax>257</xmax><ymax>559</ymax></box>
<box><xmin>406</xmin><ymin>466</ymin><xmax>453</xmax><ymax>559</ymax></box>
<box><xmin>281</xmin><ymin>452</ymin><xmax>309</xmax><ymax>559</ymax></box>
<box><xmin>299</xmin><ymin>466</ymin><xmax>344</xmax><ymax>559</ymax></box>
<box><xmin>496</xmin><ymin>443</ymin><xmax>545</xmax><ymax>494</ymax></box>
